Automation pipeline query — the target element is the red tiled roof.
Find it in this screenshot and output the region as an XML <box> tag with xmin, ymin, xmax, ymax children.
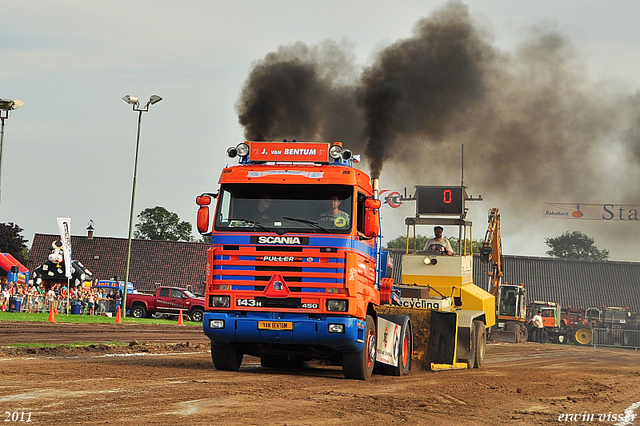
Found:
<box><xmin>28</xmin><ymin>234</ymin><xmax>209</xmax><ymax>293</ymax></box>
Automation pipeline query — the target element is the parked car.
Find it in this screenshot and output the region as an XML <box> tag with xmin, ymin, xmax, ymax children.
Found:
<box><xmin>126</xmin><ymin>287</ymin><xmax>205</xmax><ymax>322</ymax></box>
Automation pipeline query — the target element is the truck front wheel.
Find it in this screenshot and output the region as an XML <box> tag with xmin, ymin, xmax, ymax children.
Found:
<box><xmin>189</xmin><ymin>308</ymin><xmax>204</xmax><ymax>322</ymax></box>
<box><xmin>131</xmin><ymin>304</ymin><xmax>147</xmax><ymax>319</ymax></box>
<box><xmin>211</xmin><ymin>341</ymin><xmax>243</xmax><ymax>371</ymax></box>
<box><xmin>342</xmin><ymin>315</ymin><xmax>376</xmax><ymax>380</ymax></box>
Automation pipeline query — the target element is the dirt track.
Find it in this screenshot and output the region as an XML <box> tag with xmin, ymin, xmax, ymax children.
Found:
<box><xmin>1</xmin><ymin>322</ymin><xmax>639</xmax><ymax>426</ymax></box>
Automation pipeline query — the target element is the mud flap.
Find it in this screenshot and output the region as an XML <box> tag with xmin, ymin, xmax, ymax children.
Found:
<box><xmin>426</xmin><ymin>311</ymin><xmax>467</xmax><ymax>371</ymax></box>
<box><xmin>375</xmin><ymin>315</ymin><xmax>403</xmax><ymax>367</ymax></box>
<box><xmin>377</xmin><ymin>306</ymin><xmax>430</xmax><ymax>369</ymax></box>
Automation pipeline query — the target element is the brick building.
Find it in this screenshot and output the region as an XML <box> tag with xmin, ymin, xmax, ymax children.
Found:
<box><xmin>28</xmin><ymin>231</ymin><xmax>209</xmax><ymax>294</ymax></box>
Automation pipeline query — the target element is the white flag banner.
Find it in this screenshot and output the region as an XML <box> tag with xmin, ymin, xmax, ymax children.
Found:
<box><xmin>542</xmin><ymin>203</ymin><xmax>640</xmax><ymax>221</ymax></box>
<box><xmin>379</xmin><ymin>189</ymin><xmax>405</xmax><ymax>210</ymax></box>
<box><xmin>57</xmin><ymin>217</ymin><xmax>72</xmax><ymax>277</ymax></box>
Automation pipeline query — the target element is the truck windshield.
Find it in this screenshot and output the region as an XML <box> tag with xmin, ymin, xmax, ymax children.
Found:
<box><xmin>183</xmin><ymin>290</ymin><xmax>197</xmax><ymax>298</ymax></box>
<box><xmin>498</xmin><ymin>287</ymin><xmax>518</xmax><ymax>317</ymax></box>
<box><xmin>214</xmin><ymin>183</ymin><xmax>353</xmax><ymax>234</ymax></box>
<box><xmin>604</xmin><ymin>310</ymin><xmax>628</xmax><ymax>322</ymax></box>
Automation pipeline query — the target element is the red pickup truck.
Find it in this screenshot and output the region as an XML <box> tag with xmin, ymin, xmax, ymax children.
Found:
<box><xmin>126</xmin><ymin>287</ymin><xmax>206</xmax><ymax>322</ymax></box>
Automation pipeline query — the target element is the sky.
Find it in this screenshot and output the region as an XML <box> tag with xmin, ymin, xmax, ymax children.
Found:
<box><xmin>2</xmin><ymin>1</ymin><xmax>640</xmax><ymax>261</ymax></box>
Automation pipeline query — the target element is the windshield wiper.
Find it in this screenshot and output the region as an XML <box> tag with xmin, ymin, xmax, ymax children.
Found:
<box><xmin>229</xmin><ymin>219</ymin><xmax>285</xmax><ymax>235</ymax></box>
<box><xmin>283</xmin><ymin>217</ymin><xmax>331</xmax><ymax>233</ymax></box>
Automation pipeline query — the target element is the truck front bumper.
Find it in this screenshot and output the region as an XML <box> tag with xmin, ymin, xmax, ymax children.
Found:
<box><xmin>203</xmin><ymin>311</ymin><xmax>366</xmax><ymax>353</ymax></box>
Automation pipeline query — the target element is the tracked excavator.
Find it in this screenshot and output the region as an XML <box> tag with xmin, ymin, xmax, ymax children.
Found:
<box><xmin>480</xmin><ymin>208</ymin><xmax>528</xmax><ymax>343</ymax></box>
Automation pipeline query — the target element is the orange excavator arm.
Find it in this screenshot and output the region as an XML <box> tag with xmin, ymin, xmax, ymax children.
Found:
<box><xmin>480</xmin><ymin>207</ymin><xmax>502</xmax><ymax>302</ymax></box>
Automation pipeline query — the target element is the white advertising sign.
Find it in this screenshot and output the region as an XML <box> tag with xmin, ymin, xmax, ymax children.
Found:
<box><xmin>376</xmin><ymin>317</ymin><xmax>401</xmax><ymax>366</ymax></box>
<box><xmin>379</xmin><ymin>189</ymin><xmax>405</xmax><ymax>210</ymax></box>
<box><xmin>56</xmin><ymin>217</ymin><xmax>72</xmax><ymax>278</ymax></box>
<box><xmin>543</xmin><ymin>203</ymin><xmax>640</xmax><ymax>221</ymax></box>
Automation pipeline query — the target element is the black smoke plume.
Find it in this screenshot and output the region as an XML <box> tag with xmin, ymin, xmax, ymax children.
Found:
<box><xmin>237</xmin><ymin>40</ymin><xmax>362</xmax><ymax>144</ymax></box>
<box><xmin>236</xmin><ymin>1</ymin><xmax>640</xmax><ymax>258</ymax></box>
<box><xmin>357</xmin><ymin>3</ymin><xmax>491</xmax><ymax>177</ymax></box>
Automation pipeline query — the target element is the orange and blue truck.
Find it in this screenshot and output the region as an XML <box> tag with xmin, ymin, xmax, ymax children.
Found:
<box><xmin>196</xmin><ymin>141</ymin><xmax>495</xmax><ymax>379</ymax></box>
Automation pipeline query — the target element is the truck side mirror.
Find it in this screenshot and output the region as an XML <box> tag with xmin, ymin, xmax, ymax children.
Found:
<box><xmin>197</xmin><ymin>206</ymin><xmax>210</xmax><ymax>234</ymax></box>
<box><xmin>196</xmin><ymin>193</ymin><xmax>216</xmax><ymax>234</ymax></box>
<box><xmin>363</xmin><ymin>198</ymin><xmax>381</xmax><ymax>238</ymax></box>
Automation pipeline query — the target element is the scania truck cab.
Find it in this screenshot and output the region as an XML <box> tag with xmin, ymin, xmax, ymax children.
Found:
<box><xmin>196</xmin><ymin>141</ymin><xmax>409</xmax><ymax>379</ymax></box>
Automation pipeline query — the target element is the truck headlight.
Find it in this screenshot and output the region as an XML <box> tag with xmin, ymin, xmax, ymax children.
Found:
<box><xmin>212</xmin><ymin>296</ymin><xmax>230</xmax><ymax>308</ymax></box>
<box><xmin>236</xmin><ymin>142</ymin><xmax>250</xmax><ymax>157</ymax></box>
<box><xmin>327</xmin><ymin>299</ymin><xmax>347</xmax><ymax>312</ymax></box>
<box><xmin>329</xmin><ymin>144</ymin><xmax>343</xmax><ymax>159</ymax></box>
<box><xmin>423</xmin><ymin>257</ymin><xmax>437</xmax><ymax>265</ymax></box>
<box><xmin>328</xmin><ymin>324</ymin><xmax>345</xmax><ymax>333</ymax></box>
<box><xmin>209</xmin><ymin>319</ymin><xmax>225</xmax><ymax>329</ymax></box>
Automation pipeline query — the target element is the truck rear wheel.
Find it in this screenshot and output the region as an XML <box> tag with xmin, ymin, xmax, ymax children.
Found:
<box><xmin>211</xmin><ymin>341</ymin><xmax>243</xmax><ymax>371</ymax></box>
<box><xmin>131</xmin><ymin>304</ymin><xmax>147</xmax><ymax>319</ymax></box>
<box><xmin>573</xmin><ymin>328</ymin><xmax>592</xmax><ymax>346</ymax></box>
<box><xmin>342</xmin><ymin>315</ymin><xmax>376</xmax><ymax>380</ymax></box>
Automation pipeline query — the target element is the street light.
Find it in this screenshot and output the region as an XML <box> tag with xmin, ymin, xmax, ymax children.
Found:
<box><xmin>122</xmin><ymin>94</ymin><xmax>162</xmax><ymax>318</ymax></box>
<box><xmin>0</xmin><ymin>98</ymin><xmax>25</xmax><ymax>215</ymax></box>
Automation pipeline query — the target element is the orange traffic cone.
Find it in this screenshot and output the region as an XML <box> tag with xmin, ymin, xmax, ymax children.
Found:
<box><xmin>48</xmin><ymin>307</ymin><xmax>56</xmax><ymax>323</ymax></box>
<box><xmin>115</xmin><ymin>306</ymin><xmax>123</xmax><ymax>324</ymax></box>
<box><xmin>178</xmin><ymin>310</ymin><xmax>185</xmax><ymax>326</ymax></box>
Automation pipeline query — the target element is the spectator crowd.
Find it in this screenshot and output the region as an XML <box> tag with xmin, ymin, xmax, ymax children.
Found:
<box><xmin>0</xmin><ymin>281</ymin><xmax>120</xmax><ymax>315</ymax></box>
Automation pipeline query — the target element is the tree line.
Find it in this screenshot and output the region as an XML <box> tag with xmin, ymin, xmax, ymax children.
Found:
<box><xmin>385</xmin><ymin>230</ymin><xmax>609</xmax><ymax>261</ymax></box>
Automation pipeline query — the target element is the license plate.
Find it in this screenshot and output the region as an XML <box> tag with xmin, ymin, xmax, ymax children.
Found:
<box><xmin>258</xmin><ymin>321</ymin><xmax>293</xmax><ymax>330</ymax></box>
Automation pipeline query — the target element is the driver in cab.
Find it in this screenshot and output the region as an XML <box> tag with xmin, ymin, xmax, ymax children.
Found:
<box><xmin>318</xmin><ymin>195</ymin><xmax>350</xmax><ymax>228</ymax></box>
<box><xmin>424</xmin><ymin>226</ymin><xmax>453</xmax><ymax>255</ymax></box>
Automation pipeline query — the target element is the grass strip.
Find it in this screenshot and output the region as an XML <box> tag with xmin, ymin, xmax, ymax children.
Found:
<box><xmin>0</xmin><ymin>311</ymin><xmax>200</xmax><ymax>326</ymax></box>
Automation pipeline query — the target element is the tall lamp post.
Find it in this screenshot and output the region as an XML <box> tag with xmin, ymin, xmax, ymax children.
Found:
<box><xmin>122</xmin><ymin>94</ymin><xmax>162</xmax><ymax>317</ymax></box>
<box><xmin>0</xmin><ymin>98</ymin><xmax>25</xmax><ymax>215</ymax></box>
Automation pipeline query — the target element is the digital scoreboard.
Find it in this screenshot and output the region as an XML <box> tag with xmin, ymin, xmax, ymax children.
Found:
<box><xmin>415</xmin><ymin>186</ymin><xmax>466</xmax><ymax>216</ymax></box>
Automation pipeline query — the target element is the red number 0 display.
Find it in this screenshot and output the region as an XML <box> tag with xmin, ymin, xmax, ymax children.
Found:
<box><xmin>443</xmin><ymin>189</ymin><xmax>452</xmax><ymax>204</ymax></box>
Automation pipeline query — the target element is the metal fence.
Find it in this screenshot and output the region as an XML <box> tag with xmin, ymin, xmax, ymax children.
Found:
<box><xmin>1</xmin><ymin>295</ymin><xmax>119</xmax><ymax>315</ymax></box>
<box><xmin>592</xmin><ymin>328</ymin><xmax>640</xmax><ymax>350</ymax></box>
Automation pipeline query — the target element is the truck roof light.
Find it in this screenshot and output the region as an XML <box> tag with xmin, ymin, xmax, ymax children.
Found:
<box><xmin>227</xmin><ymin>146</ymin><xmax>238</xmax><ymax>158</ymax></box>
<box><xmin>329</xmin><ymin>144</ymin><xmax>343</xmax><ymax>159</ymax></box>
<box><xmin>236</xmin><ymin>142</ymin><xmax>250</xmax><ymax>157</ymax></box>
<box><xmin>341</xmin><ymin>149</ymin><xmax>352</xmax><ymax>160</ymax></box>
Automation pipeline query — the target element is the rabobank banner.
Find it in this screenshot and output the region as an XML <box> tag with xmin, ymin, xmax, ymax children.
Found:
<box><xmin>543</xmin><ymin>203</ymin><xmax>640</xmax><ymax>221</ymax></box>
